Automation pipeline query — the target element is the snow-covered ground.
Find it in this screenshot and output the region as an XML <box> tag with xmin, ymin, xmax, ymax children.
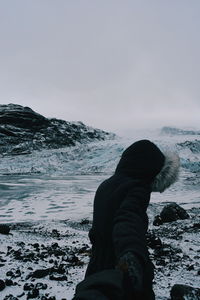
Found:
<box><xmin>0</xmin><ymin>128</ymin><xmax>200</xmax><ymax>299</ymax></box>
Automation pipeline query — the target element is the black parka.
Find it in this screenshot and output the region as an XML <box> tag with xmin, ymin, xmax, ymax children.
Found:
<box><xmin>85</xmin><ymin>140</ymin><xmax>165</xmax><ymax>276</ymax></box>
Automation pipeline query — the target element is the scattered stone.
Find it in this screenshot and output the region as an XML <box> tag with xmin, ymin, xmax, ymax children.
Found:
<box><xmin>0</xmin><ymin>224</ymin><xmax>10</xmax><ymax>235</ymax></box>
<box><xmin>170</xmin><ymin>284</ymin><xmax>200</xmax><ymax>300</ymax></box>
<box><xmin>0</xmin><ymin>257</ymin><xmax>6</xmax><ymax>263</ymax></box>
<box><xmin>153</xmin><ymin>215</ymin><xmax>163</xmax><ymax>226</ymax></box>
<box><xmin>23</xmin><ymin>283</ymin><xmax>35</xmax><ymax>291</ymax></box>
<box><xmin>187</xmin><ymin>264</ymin><xmax>195</xmax><ymax>271</ymax></box>
<box><xmin>6</xmin><ymin>271</ymin><xmax>14</xmax><ymax>277</ymax></box>
<box><xmin>32</xmin><ymin>243</ymin><xmax>40</xmax><ymax>249</ymax></box>
<box><xmin>146</xmin><ymin>231</ymin><xmax>162</xmax><ymax>249</ymax></box>
<box><xmin>78</xmin><ymin>245</ymin><xmax>91</xmax><ymax>255</ymax></box>
<box><xmin>51</xmin><ymin>242</ymin><xmax>59</xmax><ymax>249</ymax></box>
<box><xmin>52</xmin><ymin>229</ymin><xmax>60</xmax><ymax>238</ymax></box>
<box><xmin>27</xmin><ymin>288</ymin><xmax>39</xmax><ymax>299</ymax></box>
<box><xmin>49</xmin><ymin>274</ymin><xmax>68</xmax><ymax>281</ymax></box>
<box><xmin>35</xmin><ymin>282</ymin><xmax>48</xmax><ymax>290</ymax></box>
<box><xmin>16</xmin><ymin>242</ymin><xmax>25</xmax><ymax>248</ymax></box>
<box><xmin>3</xmin><ymin>295</ymin><xmax>19</xmax><ymax>300</ymax></box>
<box><xmin>17</xmin><ymin>292</ymin><xmax>25</xmax><ymax>298</ymax></box>
<box><xmin>0</xmin><ymin>279</ymin><xmax>5</xmax><ymax>291</ymax></box>
<box><xmin>5</xmin><ymin>279</ymin><xmax>14</xmax><ymax>286</ymax></box>
<box><xmin>80</xmin><ymin>219</ymin><xmax>90</xmax><ymax>225</ymax></box>
<box><xmin>29</xmin><ymin>268</ymin><xmax>51</xmax><ymax>279</ymax></box>
<box><xmin>6</xmin><ymin>268</ymin><xmax>21</xmax><ymax>278</ymax></box>
<box><xmin>193</xmin><ymin>223</ymin><xmax>200</xmax><ymax>229</ymax></box>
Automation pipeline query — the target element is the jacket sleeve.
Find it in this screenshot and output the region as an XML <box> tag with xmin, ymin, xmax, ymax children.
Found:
<box><xmin>112</xmin><ymin>185</ymin><xmax>151</xmax><ymax>265</ymax></box>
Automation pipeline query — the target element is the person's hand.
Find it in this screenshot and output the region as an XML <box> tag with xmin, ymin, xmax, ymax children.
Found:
<box><xmin>117</xmin><ymin>252</ymin><xmax>143</xmax><ymax>292</ymax></box>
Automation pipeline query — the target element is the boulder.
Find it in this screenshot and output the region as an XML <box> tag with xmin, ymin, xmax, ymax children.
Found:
<box><xmin>170</xmin><ymin>284</ymin><xmax>200</xmax><ymax>300</ymax></box>
<box><xmin>153</xmin><ymin>203</ymin><xmax>189</xmax><ymax>226</ymax></box>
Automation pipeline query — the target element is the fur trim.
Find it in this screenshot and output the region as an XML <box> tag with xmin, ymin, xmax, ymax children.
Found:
<box><xmin>151</xmin><ymin>151</ymin><xmax>180</xmax><ymax>193</ymax></box>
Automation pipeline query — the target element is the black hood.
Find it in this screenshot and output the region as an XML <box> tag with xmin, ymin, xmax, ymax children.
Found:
<box><xmin>115</xmin><ymin>140</ymin><xmax>165</xmax><ymax>182</ymax></box>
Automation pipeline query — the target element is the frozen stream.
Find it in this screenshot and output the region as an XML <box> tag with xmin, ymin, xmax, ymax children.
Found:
<box><xmin>0</xmin><ymin>171</ymin><xmax>199</xmax><ymax>223</ymax></box>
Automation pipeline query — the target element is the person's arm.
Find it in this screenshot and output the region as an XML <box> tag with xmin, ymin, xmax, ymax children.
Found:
<box><xmin>112</xmin><ymin>185</ymin><xmax>151</xmax><ymax>291</ymax></box>
<box><xmin>113</xmin><ymin>185</ymin><xmax>151</xmax><ymax>263</ymax></box>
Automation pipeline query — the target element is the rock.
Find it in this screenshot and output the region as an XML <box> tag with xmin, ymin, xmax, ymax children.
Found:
<box><xmin>6</xmin><ymin>270</ymin><xmax>14</xmax><ymax>277</ymax></box>
<box><xmin>0</xmin><ymin>104</ymin><xmax>115</xmax><ymax>156</ymax></box>
<box><xmin>153</xmin><ymin>203</ymin><xmax>189</xmax><ymax>225</ymax></box>
<box><xmin>51</xmin><ymin>264</ymin><xmax>66</xmax><ymax>274</ymax></box>
<box><xmin>3</xmin><ymin>295</ymin><xmax>19</xmax><ymax>300</ymax></box>
<box><xmin>153</xmin><ymin>215</ymin><xmax>163</xmax><ymax>226</ymax></box>
<box><xmin>51</xmin><ymin>229</ymin><xmax>60</xmax><ymax>238</ymax></box>
<box><xmin>32</xmin><ymin>243</ymin><xmax>40</xmax><ymax>249</ymax></box>
<box><xmin>0</xmin><ymin>224</ymin><xmax>10</xmax><ymax>235</ymax></box>
<box><xmin>80</xmin><ymin>219</ymin><xmax>90</xmax><ymax>225</ymax></box>
<box><xmin>146</xmin><ymin>231</ymin><xmax>162</xmax><ymax>249</ymax></box>
<box><xmin>35</xmin><ymin>282</ymin><xmax>48</xmax><ymax>290</ymax></box>
<box><xmin>49</xmin><ymin>274</ymin><xmax>68</xmax><ymax>281</ymax></box>
<box><xmin>27</xmin><ymin>288</ymin><xmax>39</xmax><ymax>299</ymax></box>
<box><xmin>6</xmin><ymin>268</ymin><xmax>21</xmax><ymax>278</ymax></box>
<box><xmin>187</xmin><ymin>264</ymin><xmax>194</xmax><ymax>271</ymax></box>
<box><xmin>17</xmin><ymin>292</ymin><xmax>25</xmax><ymax>298</ymax></box>
<box><xmin>23</xmin><ymin>283</ymin><xmax>35</xmax><ymax>290</ymax></box>
<box><xmin>0</xmin><ymin>279</ymin><xmax>5</xmax><ymax>291</ymax></box>
<box><xmin>193</xmin><ymin>223</ymin><xmax>200</xmax><ymax>229</ymax></box>
<box><xmin>170</xmin><ymin>284</ymin><xmax>200</xmax><ymax>300</ymax></box>
<box><xmin>51</xmin><ymin>242</ymin><xmax>59</xmax><ymax>249</ymax></box>
<box><xmin>5</xmin><ymin>279</ymin><xmax>14</xmax><ymax>286</ymax></box>
<box><xmin>29</xmin><ymin>268</ymin><xmax>51</xmax><ymax>279</ymax></box>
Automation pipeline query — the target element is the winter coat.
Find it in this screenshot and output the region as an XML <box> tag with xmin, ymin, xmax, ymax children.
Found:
<box><xmin>86</xmin><ymin>140</ymin><xmax>167</xmax><ymax>276</ymax></box>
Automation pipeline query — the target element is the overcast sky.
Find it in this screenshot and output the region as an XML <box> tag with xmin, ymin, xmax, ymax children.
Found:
<box><xmin>0</xmin><ymin>0</ymin><xmax>200</xmax><ymax>134</ymax></box>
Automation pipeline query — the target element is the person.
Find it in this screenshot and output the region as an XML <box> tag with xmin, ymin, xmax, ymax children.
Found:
<box><xmin>73</xmin><ymin>139</ymin><xmax>180</xmax><ymax>300</ymax></box>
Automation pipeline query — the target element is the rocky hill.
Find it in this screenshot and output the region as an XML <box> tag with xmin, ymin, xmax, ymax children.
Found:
<box><xmin>0</xmin><ymin>104</ymin><xmax>115</xmax><ymax>156</ymax></box>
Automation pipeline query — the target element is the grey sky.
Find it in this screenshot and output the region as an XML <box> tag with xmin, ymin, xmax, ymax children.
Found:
<box><xmin>0</xmin><ymin>0</ymin><xmax>200</xmax><ymax>133</ymax></box>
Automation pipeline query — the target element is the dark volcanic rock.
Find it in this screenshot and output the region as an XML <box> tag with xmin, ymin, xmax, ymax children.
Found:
<box><xmin>153</xmin><ymin>215</ymin><xmax>163</xmax><ymax>226</ymax></box>
<box><xmin>3</xmin><ymin>296</ymin><xmax>19</xmax><ymax>300</ymax></box>
<box><xmin>146</xmin><ymin>231</ymin><xmax>162</xmax><ymax>249</ymax></box>
<box><xmin>49</xmin><ymin>274</ymin><xmax>68</xmax><ymax>281</ymax></box>
<box><xmin>0</xmin><ymin>224</ymin><xmax>10</xmax><ymax>235</ymax></box>
<box><xmin>170</xmin><ymin>284</ymin><xmax>200</xmax><ymax>300</ymax></box>
<box><xmin>0</xmin><ymin>279</ymin><xmax>5</xmax><ymax>291</ymax></box>
<box><xmin>23</xmin><ymin>283</ymin><xmax>35</xmax><ymax>291</ymax></box>
<box><xmin>153</xmin><ymin>203</ymin><xmax>189</xmax><ymax>225</ymax></box>
<box><xmin>27</xmin><ymin>288</ymin><xmax>39</xmax><ymax>299</ymax></box>
<box><xmin>0</xmin><ymin>104</ymin><xmax>115</xmax><ymax>155</ymax></box>
<box><xmin>5</xmin><ymin>279</ymin><xmax>14</xmax><ymax>286</ymax></box>
<box><xmin>28</xmin><ymin>268</ymin><xmax>51</xmax><ymax>279</ymax></box>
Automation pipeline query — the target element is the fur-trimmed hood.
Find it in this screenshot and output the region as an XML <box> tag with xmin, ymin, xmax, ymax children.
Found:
<box><xmin>115</xmin><ymin>140</ymin><xmax>180</xmax><ymax>192</ymax></box>
<box><xmin>151</xmin><ymin>150</ymin><xmax>180</xmax><ymax>193</ymax></box>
